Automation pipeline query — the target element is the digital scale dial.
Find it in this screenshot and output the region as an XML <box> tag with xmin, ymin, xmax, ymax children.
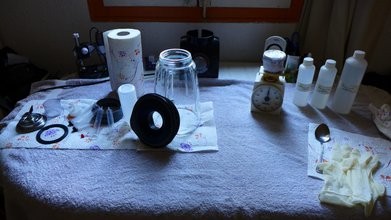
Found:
<box><xmin>252</xmin><ymin>84</ymin><xmax>283</xmax><ymax>112</ymax></box>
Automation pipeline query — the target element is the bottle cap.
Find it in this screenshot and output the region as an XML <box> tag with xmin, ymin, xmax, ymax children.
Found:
<box><xmin>303</xmin><ymin>57</ymin><xmax>313</xmax><ymax>66</ymax></box>
<box><xmin>262</xmin><ymin>49</ymin><xmax>286</xmax><ymax>74</ymax></box>
<box><xmin>353</xmin><ymin>50</ymin><xmax>365</xmax><ymax>59</ymax></box>
<box><xmin>325</xmin><ymin>59</ymin><xmax>336</xmax><ymax>68</ymax></box>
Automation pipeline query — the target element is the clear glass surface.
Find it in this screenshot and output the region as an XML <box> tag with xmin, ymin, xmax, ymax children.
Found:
<box><xmin>154</xmin><ymin>48</ymin><xmax>200</xmax><ymax>135</ymax></box>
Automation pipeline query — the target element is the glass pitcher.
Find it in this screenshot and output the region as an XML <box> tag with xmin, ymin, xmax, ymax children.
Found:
<box><xmin>154</xmin><ymin>48</ymin><xmax>200</xmax><ymax>136</ymax></box>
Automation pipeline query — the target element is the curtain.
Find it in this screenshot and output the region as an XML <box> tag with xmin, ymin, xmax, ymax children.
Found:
<box><xmin>298</xmin><ymin>0</ymin><xmax>391</xmax><ymax>75</ymax></box>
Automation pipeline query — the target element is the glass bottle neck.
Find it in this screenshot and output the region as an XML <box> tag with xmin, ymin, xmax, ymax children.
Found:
<box><xmin>159</xmin><ymin>49</ymin><xmax>193</xmax><ymax>69</ymax></box>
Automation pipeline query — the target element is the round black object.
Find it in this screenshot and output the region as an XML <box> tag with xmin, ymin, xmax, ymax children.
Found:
<box><xmin>36</xmin><ymin>124</ymin><xmax>69</xmax><ymax>145</ymax></box>
<box><xmin>130</xmin><ymin>93</ymin><xmax>180</xmax><ymax>148</ymax></box>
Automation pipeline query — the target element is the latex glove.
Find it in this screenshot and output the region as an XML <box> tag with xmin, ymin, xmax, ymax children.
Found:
<box><xmin>319</xmin><ymin>144</ymin><xmax>385</xmax><ymax>216</ymax></box>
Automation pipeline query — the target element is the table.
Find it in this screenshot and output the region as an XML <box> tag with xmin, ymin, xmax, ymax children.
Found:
<box><xmin>0</xmin><ymin>65</ymin><xmax>390</xmax><ymax>219</ymax></box>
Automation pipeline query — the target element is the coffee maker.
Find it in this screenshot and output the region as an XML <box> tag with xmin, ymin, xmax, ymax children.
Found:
<box><xmin>180</xmin><ymin>29</ymin><xmax>219</xmax><ymax>78</ymax></box>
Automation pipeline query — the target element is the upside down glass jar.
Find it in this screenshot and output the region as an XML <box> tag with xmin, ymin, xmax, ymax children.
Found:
<box><xmin>154</xmin><ymin>48</ymin><xmax>201</xmax><ymax>136</ymax></box>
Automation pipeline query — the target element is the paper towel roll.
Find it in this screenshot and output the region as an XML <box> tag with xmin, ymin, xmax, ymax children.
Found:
<box><xmin>103</xmin><ymin>30</ymin><xmax>113</xmax><ymax>83</ymax></box>
<box><xmin>104</xmin><ymin>29</ymin><xmax>144</xmax><ymax>96</ymax></box>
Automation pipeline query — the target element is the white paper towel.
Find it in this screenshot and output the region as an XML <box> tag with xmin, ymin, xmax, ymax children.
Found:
<box><xmin>307</xmin><ymin>123</ymin><xmax>391</xmax><ymax>196</ymax></box>
<box><xmin>104</xmin><ymin>29</ymin><xmax>144</xmax><ymax>96</ymax></box>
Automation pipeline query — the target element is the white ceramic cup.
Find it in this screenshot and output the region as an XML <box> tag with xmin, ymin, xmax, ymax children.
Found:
<box><xmin>118</xmin><ymin>84</ymin><xmax>138</xmax><ymax>126</ymax></box>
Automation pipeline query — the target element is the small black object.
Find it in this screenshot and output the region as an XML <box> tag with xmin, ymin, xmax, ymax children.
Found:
<box><xmin>36</xmin><ymin>124</ymin><xmax>69</xmax><ymax>145</ymax></box>
<box><xmin>180</xmin><ymin>29</ymin><xmax>219</xmax><ymax>78</ymax></box>
<box><xmin>0</xmin><ymin>47</ymin><xmax>47</xmax><ymax>109</ymax></box>
<box><xmin>92</xmin><ymin>98</ymin><xmax>123</xmax><ymax>124</ymax></box>
<box><xmin>16</xmin><ymin>106</ymin><xmax>47</xmax><ymax>133</ymax></box>
<box><xmin>130</xmin><ymin>93</ymin><xmax>180</xmax><ymax>148</ymax></box>
<box><xmin>143</xmin><ymin>55</ymin><xmax>157</xmax><ymax>71</ymax></box>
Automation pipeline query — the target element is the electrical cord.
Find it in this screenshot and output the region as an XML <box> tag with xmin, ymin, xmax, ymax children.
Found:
<box><xmin>30</xmin><ymin>72</ymin><xmax>156</xmax><ymax>95</ymax></box>
<box><xmin>31</xmin><ymin>79</ymin><xmax>110</xmax><ymax>94</ymax></box>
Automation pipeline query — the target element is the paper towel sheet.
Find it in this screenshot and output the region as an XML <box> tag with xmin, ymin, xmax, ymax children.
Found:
<box><xmin>0</xmin><ymin>99</ymin><xmax>135</xmax><ymax>150</ymax></box>
<box><xmin>0</xmin><ymin>100</ymin><xmax>218</xmax><ymax>152</ymax></box>
<box><xmin>307</xmin><ymin>123</ymin><xmax>391</xmax><ymax>196</ymax></box>
<box><xmin>136</xmin><ymin>101</ymin><xmax>218</xmax><ymax>152</ymax></box>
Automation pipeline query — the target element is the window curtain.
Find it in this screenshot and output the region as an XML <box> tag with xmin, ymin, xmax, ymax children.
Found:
<box><xmin>298</xmin><ymin>0</ymin><xmax>391</xmax><ymax>75</ymax></box>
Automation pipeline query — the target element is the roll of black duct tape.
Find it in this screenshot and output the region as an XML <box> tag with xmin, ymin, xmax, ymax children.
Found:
<box><xmin>130</xmin><ymin>93</ymin><xmax>180</xmax><ymax>148</ymax></box>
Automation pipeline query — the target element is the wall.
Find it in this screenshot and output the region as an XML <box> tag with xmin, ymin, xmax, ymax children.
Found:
<box><xmin>0</xmin><ymin>0</ymin><xmax>296</xmax><ymax>75</ymax></box>
<box><xmin>368</xmin><ymin>8</ymin><xmax>391</xmax><ymax>76</ymax></box>
<box><xmin>1</xmin><ymin>0</ymin><xmax>390</xmax><ymax>76</ymax></box>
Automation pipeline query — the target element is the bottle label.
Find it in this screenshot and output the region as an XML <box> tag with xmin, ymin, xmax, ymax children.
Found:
<box><xmin>341</xmin><ymin>82</ymin><xmax>359</xmax><ymax>93</ymax></box>
<box><xmin>315</xmin><ymin>84</ymin><xmax>332</xmax><ymax>95</ymax></box>
<box><xmin>296</xmin><ymin>82</ymin><xmax>312</xmax><ymax>92</ymax></box>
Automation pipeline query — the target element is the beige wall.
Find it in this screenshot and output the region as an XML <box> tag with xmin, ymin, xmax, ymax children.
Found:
<box><xmin>0</xmin><ymin>0</ymin><xmax>295</xmax><ymax>75</ymax></box>
<box><xmin>0</xmin><ymin>0</ymin><xmax>390</xmax><ymax>76</ymax></box>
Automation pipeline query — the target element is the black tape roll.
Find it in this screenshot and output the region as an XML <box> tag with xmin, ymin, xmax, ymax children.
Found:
<box><xmin>130</xmin><ymin>93</ymin><xmax>180</xmax><ymax>148</ymax></box>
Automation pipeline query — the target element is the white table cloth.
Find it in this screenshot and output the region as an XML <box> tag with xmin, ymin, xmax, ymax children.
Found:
<box><xmin>0</xmin><ymin>77</ymin><xmax>390</xmax><ymax>220</ymax></box>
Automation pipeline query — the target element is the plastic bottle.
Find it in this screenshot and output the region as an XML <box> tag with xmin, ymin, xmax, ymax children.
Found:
<box><xmin>310</xmin><ymin>59</ymin><xmax>337</xmax><ymax>109</ymax></box>
<box><xmin>330</xmin><ymin>50</ymin><xmax>368</xmax><ymax>114</ymax></box>
<box><xmin>293</xmin><ymin>57</ymin><xmax>316</xmax><ymax>107</ymax></box>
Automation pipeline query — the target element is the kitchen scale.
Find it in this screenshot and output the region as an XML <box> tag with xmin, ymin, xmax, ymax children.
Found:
<box><xmin>251</xmin><ymin>66</ymin><xmax>285</xmax><ymax>114</ymax></box>
<box><xmin>251</xmin><ymin>49</ymin><xmax>286</xmax><ymax>114</ymax></box>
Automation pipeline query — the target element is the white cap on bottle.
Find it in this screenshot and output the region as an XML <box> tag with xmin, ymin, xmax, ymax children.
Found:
<box><xmin>303</xmin><ymin>57</ymin><xmax>313</xmax><ymax>66</ymax></box>
<box><xmin>263</xmin><ymin>49</ymin><xmax>286</xmax><ymax>73</ymax></box>
<box><xmin>353</xmin><ymin>50</ymin><xmax>365</xmax><ymax>59</ymax></box>
<box><xmin>325</xmin><ymin>59</ymin><xmax>336</xmax><ymax>68</ymax></box>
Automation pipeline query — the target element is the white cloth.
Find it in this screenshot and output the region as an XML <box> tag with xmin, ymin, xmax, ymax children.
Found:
<box><xmin>136</xmin><ymin>101</ymin><xmax>218</xmax><ymax>152</ymax></box>
<box><xmin>1</xmin><ymin>79</ymin><xmax>391</xmax><ymax>219</ymax></box>
<box><xmin>307</xmin><ymin>123</ymin><xmax>391</xmax><ymax>195</ymax></box>
<box><xmin>319</xmin><ymin>144</ymin><xmax>386</xmax><ymax>216</ymax></box>
<box><xmin>369</xmin><ymin>103</ymin><xmax>391</xmax><ymax>140</ymax></box>
<box><xmin>0</xmin><ymin>99</ymin><xmax>218</xmax><ymax>152</ymax></box>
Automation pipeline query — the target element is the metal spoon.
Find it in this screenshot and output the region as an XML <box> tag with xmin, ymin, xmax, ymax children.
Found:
<box><xmin>315</xmin><ymin>123</ymin><xmax>331</xmax><ymax>174</ymax></box>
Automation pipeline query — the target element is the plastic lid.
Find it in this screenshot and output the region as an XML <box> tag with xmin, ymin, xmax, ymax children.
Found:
<box><xmin>263</xmin><ymin>50</ymin><xmax>286</xmax><ymax>60</ymax></box>
<box><xmin>131</xmin><ymin>93</ymin><xmax>180</xmax><ymax>148</ymax></box>
<box><xmin>303</xmin><ymin>57</ymin><xmax>313</xmax><ymax>66</ymax></box>
<box><xmin>16</xmin><ymin>106</ymin><xmax>47</xmax><ymax>133</ymax></box>
<box><xmin>325</xmin><ymin>59</ymin><xmax>336</xmax><ymax>68</ymax></box>
<box><xmin>353</xmin><ymin>50</ymin><xmax>365</xmax><ymax>59</ymax></box>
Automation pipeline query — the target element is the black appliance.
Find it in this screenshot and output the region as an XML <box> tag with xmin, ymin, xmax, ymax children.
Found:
<box><xmin>180</xmin><ymin>29</ymin><xmax>219</xmax><ymax>78</ymax></box>
<box><xmin>72</xmin><ymin>27</ymin><xmax>108</xmax><ymax>79</ymax></box>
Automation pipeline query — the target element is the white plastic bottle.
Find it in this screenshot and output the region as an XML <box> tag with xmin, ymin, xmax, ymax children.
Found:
<box><xmin>293</xmin><ymin>57</ymin><xmax>316</xmax><ymax>107</ymax></box>
<box><xmin>310</xmin><ymin>59</ymin><xmax>337</xmax><ymax>109</ymax></box>
<box><xmin>330</xmin><ymin>50</ymin><xmax>368</xmax><ymax>114</ymax></box>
